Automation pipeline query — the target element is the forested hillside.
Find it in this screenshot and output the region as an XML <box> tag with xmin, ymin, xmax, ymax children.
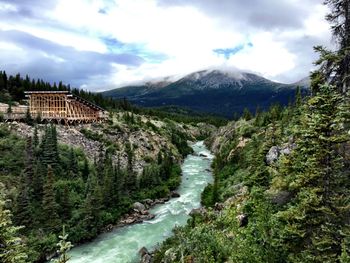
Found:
<box><xmin>152</xmin><ymin>0</ymin><xmax>350</xmax><ymax>261</ymax></box>
<box><xmin>0</xmin><ymin>79</ymin><xmax>219</xmax><ymax>262</ymax></box>
<box><xmin>0</xmin><ymin>121</ymin><xmax>185</xmax><ymax>262</ymax></box>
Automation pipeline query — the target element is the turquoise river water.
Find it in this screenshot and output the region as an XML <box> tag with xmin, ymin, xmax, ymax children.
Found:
<box><xmin>68</xmin><ymin>141</ymin><xmax>214</xmax><ymax>263</ymax></box>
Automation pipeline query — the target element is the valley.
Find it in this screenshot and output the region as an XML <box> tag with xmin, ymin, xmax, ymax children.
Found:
<box><xmin>1</xmin><ymin>0</ymin><xmax>350</xmax><ymax>262</ymax></box>
<box><xmin>68</xmin><ymin>141</ymin><xmax>213</xmax><ymax>263</ymax></box>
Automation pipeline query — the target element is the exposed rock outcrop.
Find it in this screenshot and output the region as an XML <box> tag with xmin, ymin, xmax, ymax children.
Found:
<box><xmin>268</xmin><ymin>190</ymin><xmax>293</xmax><ymax>206</ymax></box>
<box><xmin>170</xmin><ymin>191</ymin><xmax>180</xmax><ymax>198</ymax></box>
<box><xmin>139</xmin><ymin>247</ymin><xmax>152</xmax><ymax>263</ymax></box>
<box><xmin>133</xmin><ymin>202</ymin><xmax>146</xmax><ymax>212</ymax></box>
<box><xmin>207</xmin><ymin>121</ymin><xmax>236</xmax><ymax>154</ymax></box>
<box><xmin>189</xmin><ymin>207</ymin><xmax>207</xmax><ymax>217</ymax></box>
<box><xmin>265</xmin><ymin>141</ymin><xmax>296</xmax><ymax>165</ymax></box>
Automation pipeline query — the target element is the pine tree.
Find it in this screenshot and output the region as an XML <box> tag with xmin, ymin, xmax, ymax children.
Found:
<box><xmin>273</xmin><ymin>84</ymin><xmax>350</xmax><ymax>262</ymax></box>
<box><xmin>33</xmin><ymin>126</ymin><xmax>39</xmax><ymax>151</ymax></box>
<box><xmin>68</xmin><ymin>147</ymin><xmax>78</xmax><ymax>176</ymax></box>
<box><xmin>324</xmin><ymin>0</ymin><xmax>350</xmax><ymax>91</ymax></box>
<box><xmin>14</xmin><ymin>173</ymin><xmax>32</xmax><ymax>229</ymax></box>
<box><xmin>41</xmin><ymin>125</ymin><xmax>60</xmax><ymax>169</ymax></box>
<box><xmin>60</xmin><ymin>185</ymin><xmax>72</xmax><ymax>221</ymax></box>
<box><xmin>125</xmin><ymin>142</ymin><xmax>137</xmax><ymax>192</ymax></box>
<box><xmin>0</xmin><ymin>194</ymin><xmax>28</xmax><ymax>263</ymax></box>
<box><xmin>295</xmin><ymin>86</ymin><xmax>302</xmax><ymax>107</ymax></box>
<box><xmin>102</xmin><ymin>154</ymin><xmax>114</xmax><ymax>207</ymax></box>
<box><xmin>312</xmin><ymin>0</ymin><xmax>350</xmax><ymax>93</ymax></box>
<box><xmin>242</xmin><ymin>108</ymin><xmax>252</xmax><ymax>121</ymax></box>
<box><xmin>96</xmin><ymin>145</ymin><xmax>105</xmax><ymax>183</ymax></box>
<box><xmin>24</xmin><ymin>108</ymin><xmax>33</xmax><ymax>125</ymax></box>
<box><xmin>32</xmin><ymin>161</ymin><xmax>45</xmax><ymax>204</ymax></box>
<box><xmin>52</xmin><ymin>225</ymin><xmax>73</xmax><ymax>263</ymax></box>
<box><xmin>82</xmin><ymin>171</ymin><xmax>103</xmax><ymax>235</ymax></box>
<box><xmin>81</xmin><ymin>158</ymin><xmax>90</xmax><ymax>182</ymax></box>
<box><xmin>42</xmin><ymin>165</ymin><xmax>60</xmax><ymax>231</ymax></box>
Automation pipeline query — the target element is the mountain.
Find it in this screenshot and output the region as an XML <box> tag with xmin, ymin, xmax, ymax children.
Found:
<box><xmin>102</xmin><ymin>69</ymin><xmax>308</xmax><ymax>118</ymax></box>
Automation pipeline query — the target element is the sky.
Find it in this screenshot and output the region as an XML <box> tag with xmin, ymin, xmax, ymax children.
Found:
<box><xmin>0</xmin><ymin>0</ymin><xmax>332</xmax><ymax>91</ymax></box>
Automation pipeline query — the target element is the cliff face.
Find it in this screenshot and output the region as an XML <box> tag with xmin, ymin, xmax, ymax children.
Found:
<box><xmin>5</xmin><ymin>111</ymin><xmax>217</xmax><ymax>172</ymax></box>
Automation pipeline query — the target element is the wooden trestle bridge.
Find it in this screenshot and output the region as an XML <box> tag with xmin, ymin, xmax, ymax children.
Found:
<box><xmin>0</xmin><ymin>91</ymin><xmax>108</xmax><ymax>124</ymax></box>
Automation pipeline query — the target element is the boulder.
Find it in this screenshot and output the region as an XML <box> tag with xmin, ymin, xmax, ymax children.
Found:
<box><xmin>269</xmin><ymin>190</ymin><xmax>292</xmax><ymax>205</ymax></box>
<box><xmin>140</xmin><ymin>210</ymin><xmax>149</xmax><ymax>215</ymax></box>
<box><xmin>236</xmin><ymin>214</ymin><xmax>248</xmax><ymax>227</ymax></box>
<box><xmin>106</xmin><ymin>224</ymin><xmax>114</xmax><ymax>232</ymax></box>
<box><xmin>265</xmin><ymin>146</ymin><xmax>280</xmax><ymax>165</ymax></box>
<box><xmin>170</xmin><ymin>191</ymin><xmax>180</xmax><ymax>198</ymax></box>
<box><xmin>266</xmin><ymin>143</ymin><xmax>296</xmax><ymax>165</ymax></box>
<box><xmin>189</xmin><ymin>207</ymin><xmax>207</xmax><ymax>217</ymax></box>
<box><xmin>132</xmin><ymin>202</ymin><xmax>146</xmax><ymax>212</ymax></box>
<box><xmin>143</xmin><ymin>199</ymin><xmax>153</xmax><ymax>206</ymax></box>
<box><xmin>139</xmin><ymin>247</ymin><xmax>152</xmax><ymax>263</ymax></box>
<box><xmin>199</xmin><ymin>153</ymin><xmax>208</xmax><ymax>157</ymax></box>
<box><xmin>140</xmin><ymin>254</ymin><xmax>152</xmax><ymax>263</ymax></box>
<box><xmin>139</xmin><ymin>246</ymin><xmax>149</xmax><ymax>257</ymax></box>
<box><xmin>214</xmin><ymin>202</ymin><xmax>224</xmax><ymax>211</ymax></box>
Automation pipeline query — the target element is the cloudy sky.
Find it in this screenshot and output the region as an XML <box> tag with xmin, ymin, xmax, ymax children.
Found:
<box><xmin>0</xmin><ymin>0</ymin><xmax>331</xmax><ymax>91</ymax></box>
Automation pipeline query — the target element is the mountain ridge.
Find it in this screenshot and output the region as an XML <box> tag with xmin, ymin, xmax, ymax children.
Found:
<box><xmin>102</xmin><ymin>69</ymin><xmax>308</xmax><ymax>118</ymax></box>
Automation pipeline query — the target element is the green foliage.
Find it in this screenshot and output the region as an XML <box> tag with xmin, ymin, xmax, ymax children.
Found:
<box><xmin>0</xmin><ymin>120</ymin><xmax>185</xmax><ymax>261</ymax></box>
<box><xmin>242</xmin><ymin>107</ymin><xmax>252</xmax><ymax>121</ymax></box>
<box><xmin>0</xmin><ymin>192</ymin><xmax>28</xmax><ymax>263</ymax></box>
<box><xmin>201</xmin><ymin>184</ymin><xmax>215</xmax><ymax>207</ymax></box>
<box><xmin>42</xmin><ymin>165</ymin><xmax>61</xmax><ymax>231</ymax></box>
<box><xmin>52</xmin><ymin>226</ymin><xmax>73</xmax><ymax>263</ymax></box>
<box><xmin>271</xmin><ymin>85</ymin><xmax>350</xmax><ymax>262</ymax></box>
<box><xmin>154</xmin><ymin>81</ymin><xmax>350</xmax><ymax>263</ymax></box>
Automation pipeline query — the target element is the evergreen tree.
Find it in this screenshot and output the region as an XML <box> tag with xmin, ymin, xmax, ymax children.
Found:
<box><xmin>325</xmin><ymin>0</ymin><xmax>350</xmax><ymax>91</ymax></box>
<box><xmin>295</xmin><ymin>86</ymin><xmax>302</xmax><ymax>107</ymax></box>
<box><xmin>81</xmin><ymin>157</ymin><xmax>90</xmax><ymax>182</ymax></box>
<box><xmin>96</xmin><ymin>145</ymin><xmax>105</xmax><ymax>183</ymax></box>
<box><xmin>60</xmin><ymin>185</ymin><xmax>72</xmax><ymax>221</ymax></box>
<box><xmin>273</xmin><ymin>85</ymin><xmax>350</xmax><ymax>262</ymax></box>
<box><xmin>125</xmin><ymin>142</ymin><xmax>137</xmax><ymax>192</ymax></box>
<box><xmin>24</xmin><ymin>108</ymin><xmax>33</xmax><ymax>125</ymax></box>
<box><xmin>33</xmin><ymin>126</ymin><xmax>39</xmax><ymax>151</ymax></box>
<box><xmin>82</xmin><ymin>171</ymin><xmax>103</xmax><ymax>235</ymax></box>
<box><xmin>24</xmin><ymin>136</ymin><xmax>34</xmax><ymax>193</ymax></box>
<box><xmin>242</xmin><ymin>108</ymin><xmax>252</xmax><ymax>121</ymax></box>
<box><xmin>312</xmin><ymin>0</ymin><xmax>350</xmax><ymax>93</ymax></box>
<box><xmin>42</xmin><ymin>165</ymin><xmax>60</xmax><ymax>231</ymax></box>
<box><xmin>52</xmin><ymin>225</ymin><xmax>73</xmax><ymax>263</ymax></box>
<box><xmin>41</xmin><ymin>125</ymin><xmax>60</xmax><ymax>169</ymax></box>
<box><xmin>0</xmin><ymin>194</ymin><xmax>28</xmax><ymax>263</ymax></box>
<box><xmin>32</xmin><ymin>161</ymin><xmax>45</xmax><ymax>204</ymax></box>
<box><xmin>68</xmin><ymin>147</ymin><xmax>78</xmax><ymax>176</ymax></box>
<box><xmin>14</xmin><ymin>173</ymin><xmax>32</xmax><ymax>229</ymax></box>
<box><xmin>102</xmin><ymin>154</ymin><xmax>114</xmax><ymax>207</ymax></box>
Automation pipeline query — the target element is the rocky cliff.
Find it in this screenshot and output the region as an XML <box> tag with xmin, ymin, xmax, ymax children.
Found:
<box><xmin>5</xmin><ymin>111</ymin><xmax>216</xmax><ymax>173</ymax></box>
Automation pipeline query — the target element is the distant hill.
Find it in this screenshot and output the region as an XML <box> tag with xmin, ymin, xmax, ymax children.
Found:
<box><xmin>102</xmin><ymin>69</ymin><xmax>309</xmax><ymax>118</ymax></box>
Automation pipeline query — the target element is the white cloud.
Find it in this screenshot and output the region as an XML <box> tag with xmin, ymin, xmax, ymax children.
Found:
<box><xmin>228</xmin><ymin>32</ymin><xmax>296</xmax><ymax>80</ymax></box>
<box><xmin>0</xmin><ymin>0</ymin><xmax>332</xmax><ymax>89</ymax></box>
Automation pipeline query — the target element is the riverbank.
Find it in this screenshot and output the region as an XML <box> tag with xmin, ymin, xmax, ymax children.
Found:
<box><xmin>67</xmin><ymin>141</ymin><xmax>213</xmax><ymax>263</ymax></box>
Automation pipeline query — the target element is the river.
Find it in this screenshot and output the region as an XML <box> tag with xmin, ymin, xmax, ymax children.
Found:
<box><xmin>68</xmin><ymin>141</ymin><xmax>214</xmax><ymax>263</ymax></box>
